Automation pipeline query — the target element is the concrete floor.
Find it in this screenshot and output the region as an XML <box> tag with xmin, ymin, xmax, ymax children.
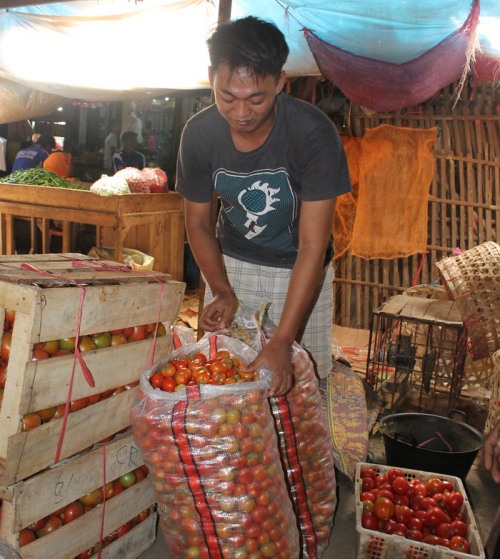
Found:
<box><xmin>137</xmin><ymin>430</ymin><xmax>500</xmax><ymax>559</ymax></box>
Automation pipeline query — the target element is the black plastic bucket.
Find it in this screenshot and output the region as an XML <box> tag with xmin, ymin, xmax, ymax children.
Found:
<box><xmin>379</xmin><ymin>412</ymin><xmax>484</xmax><ymax>480</ymax></box>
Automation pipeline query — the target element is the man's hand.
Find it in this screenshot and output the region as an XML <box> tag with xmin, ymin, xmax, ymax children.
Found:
<box><xmin>483</xmin><ymin>418</ymin><xmax>500</xmax><ymax>483</ymax></box>
<box><xmin>248</xmin><ymin>336</ymin><xmax>294</xmax><ymax>397</ymax></box>
<box><xmin>199</xmin><ymin>290</ymin><xmax>238</xmax><ymax>332</ymax></box>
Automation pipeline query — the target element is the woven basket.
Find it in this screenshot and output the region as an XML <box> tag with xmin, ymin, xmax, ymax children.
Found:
<box><xmin>436</xmin><ymin>242</ymin><xmax>500</xmax><ymax>360</ymax></box>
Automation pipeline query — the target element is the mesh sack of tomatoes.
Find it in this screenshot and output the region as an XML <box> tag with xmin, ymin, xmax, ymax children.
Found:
<box><xmin>130</xmin><ymin>333</ymin><xmax>301</xmax><ymax>559</ymax></box>
<box><xmin>227</xmin><ymin>305</ymin><xmax>338</xmax><ymax>558</ymax></box>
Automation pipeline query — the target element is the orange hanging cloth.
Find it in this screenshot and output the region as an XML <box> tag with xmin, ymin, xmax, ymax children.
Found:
<box><xmin>333</xmin><ymin>136</ymin><xmax>361</xmax><ymax>260</ymax></box>
<box><xmin>350</xmin><ymin>124</ymin><xmax>438</xmax><ymax>259</ymax></box>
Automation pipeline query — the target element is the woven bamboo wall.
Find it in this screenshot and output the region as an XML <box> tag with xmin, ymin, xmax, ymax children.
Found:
<box><xmin>334</xmin><ymin>81</ymin><xmax>500</xmax><ymax>329</ymax></box>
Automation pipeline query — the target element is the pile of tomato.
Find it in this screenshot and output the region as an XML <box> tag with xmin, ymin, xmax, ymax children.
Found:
<box><xmin>0</xmin><ymin>309</ymin><xmax>165</xmax><ymax>432</ymax></box>
<box><xmin>359</xmin><ymin>466</ymin><xmax>471</xmax><ymax>553</ymax></box>
<box><xmin>16</xmin><ymin>465</ymin><xmax>150</xmax><ymax>556</ymax></box>
<box><xmin>149</xmin><ymin>349</ymin><xmax>258</xmax><ymax>392</ymax></box>
<box><xmin>131</xmin><ymin>385</ymin><xmax>299</xmax><ymax>559</ymax></box>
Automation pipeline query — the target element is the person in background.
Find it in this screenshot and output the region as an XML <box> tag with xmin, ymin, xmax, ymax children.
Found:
<box><xmin>12</xmin><ymin>134</ymin><xmax>55</xmax><ymax>171</ymax></box>
<box><xmin>112</xmin><ymin>130</ymin><xmax>146</xmax><ymax>173</ymax></box>
<box><xmin>103</xmin><ymin>119</ymin><xmax>120</xmax><ymax>175</ymax></box>
<box><xmin>176</xmin><ymin>16</ymin><xmax>351</xmax><ymax>395</ymax></box>
<box><xmin>43</xmin><ymin>139</ymin><xmax>74</xmax><ymax>178</ymax></box>
<box><xmin>483</xmin><ymin>417</ymin><xmax>500</xmax><ymax>558</ymax></box>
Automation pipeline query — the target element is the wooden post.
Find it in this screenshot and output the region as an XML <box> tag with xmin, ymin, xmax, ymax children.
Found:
<box><xmin>218</xmin><ymin>0</ymin><xmax>232</xmax><ymax>24</ymax></box>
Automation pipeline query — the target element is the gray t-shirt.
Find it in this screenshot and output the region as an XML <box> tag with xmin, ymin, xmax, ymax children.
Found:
<box><xmin>176</xmin><ymin>92</ymin><xmax>351</xmax><ymax>268</ymax></box>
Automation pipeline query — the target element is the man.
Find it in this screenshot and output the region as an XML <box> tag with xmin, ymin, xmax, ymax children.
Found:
<box><xmin>176</xmin><ymin>16</ymin><xmax>351</xmax><ymax>395</ymax></box>
<box><xmin>103</xmin><ymin>120</ymin><xmax>120</xmax><ymax>175</ymax></box>
<box><xmin>12</xmin><ymin>134</ymin><xmax>55</xmax><ymax>171</ymax></box>
<box><xmin>112</xmin><ymin>130</ymin><xmax>146</xmax><ymax>172</ymax></box>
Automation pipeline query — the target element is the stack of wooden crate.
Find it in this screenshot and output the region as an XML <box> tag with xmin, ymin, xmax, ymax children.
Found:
<box><xmin>0</xmin><ymin>254</ymin><xmax>185</xmax><ymax>558</ymax></box>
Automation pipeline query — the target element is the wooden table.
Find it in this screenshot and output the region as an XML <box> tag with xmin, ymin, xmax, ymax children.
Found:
<box><xmin>0</xmin><ymin>184</ymin><xmax>185</xmax><ymax>280</ymax></box>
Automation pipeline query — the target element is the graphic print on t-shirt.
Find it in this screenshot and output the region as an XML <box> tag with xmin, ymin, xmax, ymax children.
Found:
<box><xmin>214</xmin><ymin>168</ymin><xmax>297</xmax><ymax>252</ymax></box>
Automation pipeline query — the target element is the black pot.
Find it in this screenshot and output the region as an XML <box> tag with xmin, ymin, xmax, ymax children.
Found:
<box><xmin>380</xmin><ymin>412</ymin><xmax>484</xmax><ymax>480</ymax></box>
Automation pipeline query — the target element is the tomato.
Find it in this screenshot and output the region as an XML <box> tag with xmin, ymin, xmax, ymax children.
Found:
<box><xmin>119</xmin><ymin>471</ymin><xmax>136</xmax><ymax>488</ymax></box>
<box><xmin>394</xmin><ymin>505</ymin><xmax>413</xmax><ymax>525</ymax></box>
<box><xmin>38</xmin><ymin>406</ymin><xmax>57</xmax><ymax>422</ymax></box>
<box><xmin>375</xmin><ymin>474</ymin><xmax>388</xmax><ymax>487</ymax></box>
<box><xmin>424</xmin><ymin>506</ymin><xmax>447</xmax><ymax>527</ymax></box>
<box><xmin>449</xmin><ymin>535</ymin><xmax>470</xmax><ymax>552</ymax></box>
<box><xmin>1</xmin><ymin>330</ymin><xmax>12</xmax><ymax>360</ymax></box>
<box><xmin>377</xmin><ymin>489</ymin><xmax>395</xmax><ymax>502</ymax></box>
<box><xmin>160</xmin><ymin>362</ymin><xmax>177</xmax><ymax>378</ymax></box>
<box><xmin>450</xmin><ymin>519</ymin><xmax>468</xmax><ymax>537</ymax></box>
<box><xmin>413</xmin><ymin>482</ymin><xmax>428</xmax><ymax>497</ymax></box>
<box><xmin>79</xmin><ymin>487</ymin><xmax>103</xmax><ymax>507</ymax></box>
<box><xmin>361</xmin><ymin>477</ymin><xmax>376</xmax><ymax>492</ymax></box>
<box><xmin>442</xmin><ymin>480</ymin><xmax>455</xmax><ymax>492</ymax></box>
<box><xmin>394</xmin><ymin>494</ymin><xmax>410</xmax><ymax>506</ymax></box>
<box><xmin>78</xmin><ymin>335</ymin><xmax>97</xmax><ymax>352</ymax></box>
<box><xmin>150</xmin><ymin>373</ymin><xmax>163</xmax><ymax>388</ymax></box>
<box><xmin>126</xmin><ymin>325</ymin><xmax>149</xmax><ymax>341</ymax></box>
<box><xmin>406</xmin><ymin>529</ymin><xmax>424</xmax><ymax>541</ymax></box>
<box><xmin>60</xmin><ymin>501</ymin><xmax>85</xmax><ymax>524</ymax></box>
<box><xmin>373</xmin><ymin>496</ymin><xmax>395</xmax><ymax>520</ymax></box>
<box><xmin>360</xmin><ymin>491</ymin><xmax>376</xmax><ymax>503</ymax></box>
<box><xmin>392</xmin><ymin>476</ymin><xmax>410</xmax><ymax>495</ymax></box>
<box><xmin>432</xmin><ymin>492</ymin><xmax>447</xmax><ymax>509</ymax></box>
<box><xmin>91</xmin><ymin>331</ymin><xmax>112</xmax><ymax>349</ymax></box>
<box><xmin>192</xmin><ymin>352</ymin><xmax>208</xmax><ymax>365</ymax></box>
<box><xmin>360</xmin><ymin>467</ymin><xmax>377</xmax><ymax>479</ymax></box>
<box><xmin>35</xmin><ymin>514</ymin><xmax>63</xmax><ymax>538</ymax></box>
<box><xmin>361</xmin><ymin>511</ymin><xmax>379</xmax><ymax>530</ymax></box>
<box><xmin>19</xmin><ymin>528</ymin><xmax>37</xmax><ymax>546</ymax></box>
<box><xmin>420</xmin><ymin>497</ymin><xmax>438</xmax><ymax>511</ymax></box>
<box><xmin>446</xmin><ymin>491</ymin><xmax>464</xmax><ymax>511</ymax></box>
<box><xmin>70</xmin><ymin>397</ymin><xmax>89</xmax><ymax>412</ymax></box>
<box><xmin>407</xmin><ymin>517</ymin><xmax>423</xmax><ymax>531</ymax></box>
<box><xmin>59</xmin><ymin>337</ymin><xmax>76</xmax><ymax>351</ymax></box>
<box><xmin>387</xmin><ymin>468</ymin><xmax>404</xmax><ymax>483</ymax></box>
<box><xmin>22</xmin><ymin>412</ymin><xmax>42</xmax><ymax>432</ymax></box>
<box><xmin>426</xmin><ymin>477</ymin><xmax>444</xmax><ymax>496</ymax></box>
<box><xmin>111</xmin><ymin>333</ymin><xmax>128</xmax><ymax>346</ymax></box>
<box><xmin>422</xmin><ymin>534</ymin><xmax>446</xmax><ymax>546</ymax></box>
<box><xmin>161</xmin><ymin>377</ymin><xmax>176</xmax><ymax>392</ymax></box>
<box><xmin>435</xmin><ymin>522</ymin><xmax>453</xmax><ymax>539</ymax></box>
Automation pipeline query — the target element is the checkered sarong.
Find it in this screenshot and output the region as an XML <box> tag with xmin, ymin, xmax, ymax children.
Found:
<box><xmin>204</xmin><ymin>255</ymin><xmax>334</xmax><ymax>378</ymax></box>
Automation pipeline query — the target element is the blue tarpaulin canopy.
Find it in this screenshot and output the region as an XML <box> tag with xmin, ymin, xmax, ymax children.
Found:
<box><xmin>0</xmin><ymin>0</ymin><xmax>498</xmax><ymax>122</ymax></box>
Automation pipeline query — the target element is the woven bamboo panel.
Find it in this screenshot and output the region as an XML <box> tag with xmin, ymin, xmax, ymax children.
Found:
<box><xmin>334</xmin><ymin>81</ymin><xmax>500</xmax><ymax>346</ymax></box>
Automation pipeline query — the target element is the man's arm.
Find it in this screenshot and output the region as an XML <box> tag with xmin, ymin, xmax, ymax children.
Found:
<box><xmin>249</xmin><ymin>197</ymin><xmax>336</xmax><ymax>395</ymax></box>
<box><xmin>183</xmin><ymin>198</ymin><xmax>238</xmax><ymax>331</ymax></box>
<box><xmin>484</xmin><ymin>418</ymin><xmax>500</xmax><ymax>483</ymax></box>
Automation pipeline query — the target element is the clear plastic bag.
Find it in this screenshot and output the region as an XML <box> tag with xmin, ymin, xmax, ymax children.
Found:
<box><xmin>130</xmin><ymin>333</ymin><xmax>300</xmax><ymax>559</ymax></box>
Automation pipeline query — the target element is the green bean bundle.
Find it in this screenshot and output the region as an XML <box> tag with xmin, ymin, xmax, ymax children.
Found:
<box><xmin>0</xmin><ymin>168</ymin><xmax>85</xmax><ymax>189</ymax></box>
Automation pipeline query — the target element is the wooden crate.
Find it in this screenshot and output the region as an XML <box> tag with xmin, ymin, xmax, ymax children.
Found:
<box><xmin>0</xmin><ymin>434</ymin><xmax>157</xmax><ymax>559</ymax></box>
<box><xmin>0</xmin><ymin>184</ymin><xmax>185</xmax><ymax>280</ymax></box>
<box><xmin>0</xmin><ymin>254</ymin><xmax>185</xmax><ymax>486</ymax></box>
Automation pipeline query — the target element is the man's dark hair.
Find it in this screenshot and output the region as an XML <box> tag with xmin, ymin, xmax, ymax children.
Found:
<box><xmin>207</xmin><ymin>16</ymin><xmax>289</xmax><ymax>80</ymax></box>
<box><xmin>37</xmin><ymin>134</ymin><xmax>55</xmax><ymax>151</ymax></box>
<box><xmin>121</xmin><ymin>130</ymin><xmax>138</xmax><ymax>143</ymax></box>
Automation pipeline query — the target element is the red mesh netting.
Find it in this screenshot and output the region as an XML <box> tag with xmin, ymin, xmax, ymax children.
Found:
<box><xmin>305</xmin><ymin>0</ymin><xmax>480</xmax><ymax>112</ymax></box>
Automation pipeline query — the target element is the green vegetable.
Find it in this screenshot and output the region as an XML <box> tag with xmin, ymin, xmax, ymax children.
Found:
<box><xmin>0</xmin><ymin>168</ymin><xmax>85</xmax><ymax>189</ymax></box>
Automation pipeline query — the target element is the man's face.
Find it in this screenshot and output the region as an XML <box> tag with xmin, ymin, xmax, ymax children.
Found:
<box><xmin>210</xmin><ymin>63</ymin><xmax>285</xmax><ymax>135</ymax></box>
<box><xmin>123</xmin><ymin>136</ymin><xmax>137</xmax><ymax>152</ymax></box>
